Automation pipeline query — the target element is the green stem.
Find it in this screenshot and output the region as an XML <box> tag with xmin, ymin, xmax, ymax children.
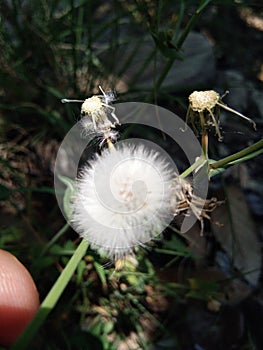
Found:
<box><xmin>11</xmin><ymin>239</ymin><xmax>89</xmax><ymax>350</ymax></box>
<box><xmin>201</xmin><ymin>132</ymin><xmax>209</xmax><ymax>159</ymax></box>
<box><xmin>180</xmin><ymin>139</ymin><xmax>263</xmax><ymax>179</ymax></box>
<box><xmin>176</xmin><ymin>0</ymin><xmax>212</xmax><ymax>49</ymax></box>
<box><xmin>154</xmin><ymin>0</ymin><xmax>212</xmax><ymax>92</ymax></box>
<box><xmin>210</xmin><ymin>139</ymin><xmax>263</xmax><ymax>170</ymax></box>
<box><xmin>179</xmin><ymin>155</ymin><xmax>207</xmax><ymax>179</ymax></box>
<box><xmin>40</xmin><ymin>223</ymin><xmax>70</xmax><ymax>257</ymax></box>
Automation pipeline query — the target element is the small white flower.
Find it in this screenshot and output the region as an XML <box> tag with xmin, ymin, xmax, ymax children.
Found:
<box><xmin>71</xmin><ymin>143</ymin><xmax>176</xmax><ymax>259</ymax></box>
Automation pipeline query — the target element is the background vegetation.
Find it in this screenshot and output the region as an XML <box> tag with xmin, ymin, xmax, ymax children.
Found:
<box><xmin>0</xmin><ymin>0</ymin><xmax>263</xmax><ymax>349</ymax></box>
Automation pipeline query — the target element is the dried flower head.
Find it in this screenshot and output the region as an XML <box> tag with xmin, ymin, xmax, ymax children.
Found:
<box><xmin>81</xmin><ymin>96</ymin><xmax>104</xmax><ymax>116</ymax></box>
<box><xmin>62</xmin><ymin>86</ymin><xmax>120</xmax><ymax>147</ymax></box>
<box><xmin>71</xmin><ymin>143</ymin><xmax>176</xmax><ymax>260</ymax></box>
<box><xmin>186</xmin><ymin>90</ymin><xmax>256</xmax><ymax>141</ymax></box>
<box><xmin>171</xmin><ymin>177</ymin><xmax>224</xmax><ymax>235</ymax></box>
<box><xmin>189</xmin><ymin>90</ymin><xmax>220</xmax><ymax>112</ymax></box>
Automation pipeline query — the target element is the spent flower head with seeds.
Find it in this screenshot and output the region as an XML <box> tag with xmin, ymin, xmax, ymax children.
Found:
<box><xmin>186</xmin><ymin>90</ymin><xmax>256</xmax><ymax>141</ymax></box>
<box><xmin>71</xmin><ymin>143</ymin><xmax>177</xmax><ymax>260</ymax></box>
<box><xmin>62</xmin><ymin>86</ymin><xmax>120</xmax><ymax>147</ymax></box>
<box><xmin>189</xmin><ymin>90</ymin><xmax>220</xmax><ymax>112</ymax></box>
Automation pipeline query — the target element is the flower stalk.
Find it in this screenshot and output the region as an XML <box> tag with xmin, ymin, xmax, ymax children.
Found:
<box><xmin>153</xmin><ymin>0</ymin><xmax>212</xmax><ymax>93</ymax></box>
<box><xmin>11</xmin><ymin>239</ymin><xmax>89</xmax><ymax>350</ymax></box>
<box><xmin>209</xmin><ymin>139</ymin><xmax>263</xmax><ymax>174</ymax></box>
<box><xmin>201</xmin><ymin>132</ymin><xmax>209</xmax><ymax>160</ymax></box>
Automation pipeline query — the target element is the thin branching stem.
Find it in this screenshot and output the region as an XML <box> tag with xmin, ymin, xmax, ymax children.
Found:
<box><xmin>179</xmin><ymin>156</ymin><xmax>207</xmax><ymax>179</ymax></box>
<box><xmin>210</xmin><ymin>139</ymin><xmax>263</xmax><ymax>171</ymax></box>
<box><xmin>154</xmin><ymin>0</ymin><xmax>212</xmax><ymax>93</ymax></box>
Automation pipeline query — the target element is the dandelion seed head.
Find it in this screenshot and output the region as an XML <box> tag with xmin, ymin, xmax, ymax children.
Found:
<box><xmin>71</xmin><ymin>142</ymin><xmax>176</xmax><ymax>259</ymax></box>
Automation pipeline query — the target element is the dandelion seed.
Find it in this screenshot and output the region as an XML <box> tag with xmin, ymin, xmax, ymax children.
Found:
<box><xmin>71</xmin><ymin>143</ymin><xmax>176</xmax><ymax>260</ymax></box>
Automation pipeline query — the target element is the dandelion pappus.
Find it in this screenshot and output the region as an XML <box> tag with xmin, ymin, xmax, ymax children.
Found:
<box><xmin>80</xmin><ymin>118</ymin><xmax>119</xmax><ymax>148</ymax></box>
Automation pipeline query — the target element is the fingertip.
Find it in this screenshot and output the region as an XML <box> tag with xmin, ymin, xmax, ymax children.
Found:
<box><xmin>0</xmin><ymin>249</ymin><xmax>39</xmax><ymax>347</ymax></box>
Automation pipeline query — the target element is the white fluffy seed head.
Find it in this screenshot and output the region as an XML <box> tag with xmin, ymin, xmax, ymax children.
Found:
<box><xmin>71</xmin><ymin>143</ymin><xmax>176</xmax><ymax>260</ymax></box>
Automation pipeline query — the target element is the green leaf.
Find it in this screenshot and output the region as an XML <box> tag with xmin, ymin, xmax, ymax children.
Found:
<box><xmin>76</xmin><ymin>260</ymin><xmax>86</xmax><ymax>285</ymax></box>
<box><xmin>57</xmin><ymin>175</ymin><xmax>76</xmax><ymax>220</ymax></box>
<box><xmin>94</xmin><ymin>261</ymin><xmax>107</xmax><ymax>286</ymax></box>
<box><xmin>103</xmin><ymin>321</ymin><xmax>114</xmax><ymax>334</ymax></box>
<box><xmin>156</xmin><ymin>235</ymin><xmax>191</xmax><ymax>257</ymax></box>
